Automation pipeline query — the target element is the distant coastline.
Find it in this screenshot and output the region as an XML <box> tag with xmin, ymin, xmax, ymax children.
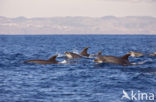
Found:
<box><xmin>0</xmin><ymin>16</ymin><xmax>156</xmax><ymax>35</ymax></box>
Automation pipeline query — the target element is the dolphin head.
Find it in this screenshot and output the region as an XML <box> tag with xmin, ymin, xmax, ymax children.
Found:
<box><xmin>94</xmin><ymin>57</ymin><xmax>103</xmax><ymax>63</ymax></box>
<box><xmin>64</xmin><ymin>52</ymin><xmax>73</xmax><ymax>59</ymax></box>
<box><xmin>128</xmin><ymin>51</ymin><xmax>144</xmax><ymax>57</ymax></box>
<box><xmin>128</xmin><ymin>51</ymin><xmax>136</xmax><ymax>57</ymax></box>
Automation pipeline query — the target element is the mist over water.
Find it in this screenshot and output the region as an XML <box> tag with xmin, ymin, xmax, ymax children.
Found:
<box><xmin>0</xmin><ymin>35</ymin><xmax>156</xmax><ymax>102</ymax></box>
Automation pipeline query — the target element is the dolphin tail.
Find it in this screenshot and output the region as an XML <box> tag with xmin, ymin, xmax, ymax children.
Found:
<box><xmin>24</xmin><ymin>61</ymin><xmax>29</xmax><ymax>63</ymax></box>
<box><xmin>24</xmin><ymin>60</ymin><xmax>34</xmax><ymax>63</ymax></box>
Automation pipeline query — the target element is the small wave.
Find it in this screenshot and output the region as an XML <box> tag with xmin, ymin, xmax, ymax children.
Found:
<box><xmin>131</xmin><ymin>59</ymin><xmax>153</xmax><ymax>65</ymax></box>
<box><xmin>89</xmin><ymin>54</ymin><xmax>97</xmax><ymax>58</ymax></box>
<box><xmin>72</xmin><ymin>49</ymin><xmax>79</xmax><ymax>54</ymax></box>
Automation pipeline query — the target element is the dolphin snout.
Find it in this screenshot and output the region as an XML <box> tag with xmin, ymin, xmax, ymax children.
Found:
<box><xmin>94</xmin><ymin>58</ymin><xmax>103</xmax><ymax>63</ymax></box>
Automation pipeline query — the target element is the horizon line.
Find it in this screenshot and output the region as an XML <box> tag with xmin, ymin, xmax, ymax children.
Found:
<box><xmin>0</xmin><ymin>34</ymin><xmax>156</xmax><ymax>35</ymax></box>
<box><xmin>0</xmin><ymin>15</ymin><xmax>156</xmax><ymax>19</ymax></box>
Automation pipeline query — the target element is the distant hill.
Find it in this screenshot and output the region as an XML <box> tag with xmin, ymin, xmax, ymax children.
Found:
<box><xmin>0</xmin><ymin>16</ymin><xmax>156</xmax><ymax>34</ymax></box>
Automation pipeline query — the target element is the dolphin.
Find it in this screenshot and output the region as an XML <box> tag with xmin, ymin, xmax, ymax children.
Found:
<box><xmin>64</xmin><ymin>52</ymin><xmax>82</xmax><ymax>59</ymax></box>
<box><xmin>24</xmin><ymin>55</ymin><xmax>59</xmax><ymax>64</ymax></box>
<box><xmin>94</xmin><ymin>53</ymin><xmax>132</xmax><ymax>66</ymax></box>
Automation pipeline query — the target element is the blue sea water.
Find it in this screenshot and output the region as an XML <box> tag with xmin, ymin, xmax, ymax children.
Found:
<box><xmin>0</xmin><ymin>35</ymin><xmax>156</xmax><ymax>102</ymax></box>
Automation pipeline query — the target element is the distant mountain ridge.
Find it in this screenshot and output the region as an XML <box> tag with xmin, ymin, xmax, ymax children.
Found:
<box><xmin>0</xmin><ymin>16</ymin><xmax>156</xmax><ymax>34</ymax></box>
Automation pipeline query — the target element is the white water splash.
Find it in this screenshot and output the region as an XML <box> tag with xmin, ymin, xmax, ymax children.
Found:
<box><xmin>60</xmin><ymin>60</ymin><xmax>68</xmax><ymax>64</ymax></box>
<box><xmin>131</xmin><ymin>59</ymin><xmax>153</xmax><ymax>65</ymax></box>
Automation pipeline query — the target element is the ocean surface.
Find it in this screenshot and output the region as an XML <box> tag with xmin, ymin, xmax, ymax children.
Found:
<box><xmin>0</xmin><ymin>35</ymin><xmax>156</xmax><ymax>102</ymax></box>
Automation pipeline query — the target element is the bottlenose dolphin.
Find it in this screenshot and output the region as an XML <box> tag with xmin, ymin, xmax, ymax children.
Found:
<box><xmin>24</xmin><ymin>55</ymin><xmax>59</xmax><ymax>64</ymax></box>
<box><xmin>129</xmin><ymin>51</ymin><xmax>144</xmax><ymax>57</ymax></box>
<box><xmin>80</xmin><ymin>47</ymin><xmax>90</xmax><ymax>57</ymax></box>
<box><xmin>94</xmin><ymin>53</ymin><xmax>132</xmax><ymax>66</ymax></box>
<box><xmin>64</xmin><ymin>52</ymin><xmax>82</xmax><ymax>59</ymax></box>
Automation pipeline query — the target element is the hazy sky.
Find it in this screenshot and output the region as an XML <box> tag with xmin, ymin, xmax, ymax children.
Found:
<box><xmin>0</xmin><ymin>0</ymin><xmax>156</xmax><ymax>18</ymax></box>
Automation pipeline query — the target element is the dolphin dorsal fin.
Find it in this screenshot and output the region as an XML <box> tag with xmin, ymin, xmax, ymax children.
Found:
<box><xmin>48</xmin><ymin>55</ymin><xmax>58</xmax><ymax>61</ymax></box>
<box><xmin>97</xmin><ymin>51</ymin><xmax>102</xmax><ymax>56</ymax></box>
<box><xmin>80</xmin><ymin>47</ymin><xmax>90</xmax><ymax>56</ymax></box>
<box><xmin>121</xmin><ymin>53</ymin><xmax>131</xmax><ymax>60</ymax></box>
